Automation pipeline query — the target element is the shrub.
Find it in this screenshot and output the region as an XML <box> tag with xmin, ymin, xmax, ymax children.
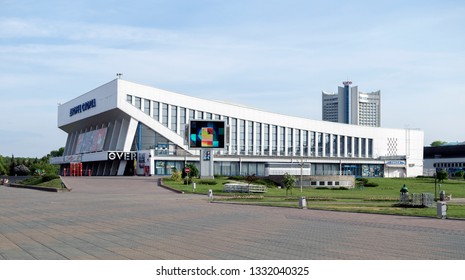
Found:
<box><xmin>183</xmin><ymin>163</ymin><xmax>199</xmax><ymax>178</ymax></box>
<box><xmin>184</xmin><ymin>177</ymin><xmax>192</xmax><ymax>184</ymax></box>
<box><xmin>356</xmin><ymin>178</ymin><xmax>368</xmax><ymax>185</ymax></box>
<box><xmin>197</xmin><ymin>180</ymin><xmax>218</xmax><ymax>185</ymax></box>
<box><xmin>228</xmin><ymin>176</ymin><xmax>245</xmax><ymax>181</ymax></box>
<box><xmin>364</xmin><ymin>182</ymin><xmax>379</xmax><ymax>187</ymax></box>
<box><xmin>171</xmin><ymin>170</ymin><xmax>182</xmax><ymax>182</ymax></box>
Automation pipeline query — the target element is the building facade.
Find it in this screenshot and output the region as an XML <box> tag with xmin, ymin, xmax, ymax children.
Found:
<box><xmin>322</xmin><ymin>81</ymin><xmax>381</xmax><ymax>127</ymax></box>
<box><xmin>423</xmin><ymin>143</ymin><xmax>465</xmax><ymax>176</ymax></box>
<box><xmin>51</xmin><ymin>79</ymin><xmax>423</xmax><ymax>178</ymax></box>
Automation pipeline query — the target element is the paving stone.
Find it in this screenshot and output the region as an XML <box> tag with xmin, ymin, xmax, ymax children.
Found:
<box><xmin>1</xmin><ymin>178</ymin><xmax>465</xmax><ymax>259</ymax></box>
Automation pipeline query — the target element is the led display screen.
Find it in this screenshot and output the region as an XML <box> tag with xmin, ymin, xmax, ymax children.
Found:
<box><xmin>189</xmin><ymin>120</ymin><xmax>226</xmax><ymax>149</ymax></box>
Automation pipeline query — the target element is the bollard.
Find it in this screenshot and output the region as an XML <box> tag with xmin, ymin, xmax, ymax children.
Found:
<box><xmin>192</xmin><ymin>182</ymin><xmax>196</xmax><ymax>192</ymax></box>
<box><xmin>299</xmin><ymin>197</ymin><xmax>307</xmax><ymax>209</ymax></box>
<box><xmin>208</xmin><ymin>189</ymin><xmax>213</xmax><ymax>200</ymax></box>
<box><xmin>436</xmin><ymin>201</ymin><xmax>447</xmax><ymax>219</ymax></box>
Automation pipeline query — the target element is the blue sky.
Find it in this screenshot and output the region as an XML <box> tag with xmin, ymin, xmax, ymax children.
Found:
<box><xmin>1</xmin><ymin>0</ymin><xmax>464</xmax><ymax>157</ymax></box>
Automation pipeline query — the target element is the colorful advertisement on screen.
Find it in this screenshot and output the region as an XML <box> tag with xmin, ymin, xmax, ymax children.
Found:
<box><xmin>189</xmin><ymin>120</ymin><xmax>225</xmax><ymax>149</ymax></box>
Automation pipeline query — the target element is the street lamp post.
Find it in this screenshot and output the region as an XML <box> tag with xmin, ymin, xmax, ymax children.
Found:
<box><xmin>298</xmin><ymin>158</ymin><xmax>308</xmax><ymax>193</ymax></box>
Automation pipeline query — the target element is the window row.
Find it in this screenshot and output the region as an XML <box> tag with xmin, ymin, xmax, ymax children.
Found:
<box><xmin>127</xmin><ymin>95</ymin><xmax>374</xmax><ymax>158</ymax></box>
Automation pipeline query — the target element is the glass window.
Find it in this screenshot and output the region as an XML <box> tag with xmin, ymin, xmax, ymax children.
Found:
<box><xmin>295</xmin><ymin>129</ymin><xmax>301</xmax><ymax>156</ymax></box>
<box><xmin>271</xmin><ymin>125</ymin><xmax>277</xmax><ymax>155</ymax></box>
<box><xmin>347</xmin><ymin>136</ymin><xmax>352</xmax><ymax>157</ymax></box>
<box><xmin>303</xmin><ymin>131</ymin><xmax>308</xmax><ymax>156</ymax></box>
<box><xmin>317</xmin><ymin>132</ymin><xmax>323</xmax><ymax>157</ymax></box>
<box><xmin>180</xmin><ymin>108</ymin><xmax>186</xmax><ymax>137</ymax></box>
<box><xmin>171</xmin><ymin>105</ymin><xmax>177</xmax><ymax>132</ymax></box>
<box><xmin>240</xmin><ymin>119</ymin><xmax>245</xmax><ymax>155</ymax></box>
<box><xmin>231</xmin><ymin>118</ymin><xmax>237</xmax><ymax>154</ymax></box>
<box><xmin>368</xmin><ymin>139</ymin><xmax>373</xmax><ymax>158</ymax></box>
<box><xmin>340</xmin><ymin>136</ymin><xmax>345</xmax><ymax>157</ymax></box>
<box><xmin>162</xmin><ymin>103</ymin><xmax>168</xmax><ymax>126</ymax></box>
<box><xmin>126</xmin><ymin>94</ymin><xmax>132</xmax><ymax>103</ymax></box>
<box><xmin>361</xmin><ymin>138</ymin><xmax>366</xmax><ymax>158</ymax></box>
<box><xmin>135</xmin><ymin>97</ymin><xmax>141</xmax><ymax>109</ymax></box>
<box><xmin>325</xmin><ymin>134</ymin><xmax>330</xmax><ymax>157</ymax></box>
<box><xmin>206</xmin><ymin>112</ymin><xmax>212</xmax><ymax>120</ymax></box>
<box><xmin>144</xmin><ymin>99</ymin><xmax>150</xmax><ymax>115</ymax></box>
<box><xmin>287</xmin><ymin>128</ymin><xmax>293</xmax><ymax>155</ymax></box>
<box><xmin>310</xmin><ymin>132</ymin><xmax>315</xmax><ymax>157</ymax></box>
<box><xmin>256</xmin><ymin>123</ymin><xmax>262</xmax><ymax>155</ymax></box>
<box><xmin>279</xmin><ymin>127</ymin><xmax>285</xmax><ymax>156</ymax></box>
<box><xmin>264</xmin><ymin>124</ymin><xmax>269</xmax><ymax>154</ymax></box>
<box><xmin>153</xmin><ymin>102</ymin><xmax>159</xmax><ymax>121</ymax></box>
<box><xmin>332</xmin><ymin>135</ymin><xmax>338</xmax><ymax>157</ymax></box>
<box><xmin>248</xmin><ymin>121</ymin><xmax>254</xmax><ymax>154</ymax></box>
<box><xmin>354</xmin><ymin>137</ymin><xmax>359</xmax><ymax>157</ymax></box>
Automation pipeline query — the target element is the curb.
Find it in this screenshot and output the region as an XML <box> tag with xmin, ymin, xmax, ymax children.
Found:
<box><xmin>8</xmin><ymin>183</ymin><xmax>64</xmax><ymax>192</ymax></box>
<box><xmin>158</xmin><ymin>178</ymin><xmax>184</xmax><ymax>194</ymax></box>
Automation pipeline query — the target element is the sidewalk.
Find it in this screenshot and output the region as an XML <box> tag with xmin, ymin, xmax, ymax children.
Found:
<box><xmin>1</xmin><ymin>176</ymin><xmax>465</xmax><ymax>260</ymax></box>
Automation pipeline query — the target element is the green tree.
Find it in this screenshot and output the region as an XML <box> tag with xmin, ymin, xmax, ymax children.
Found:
<box><xmin>0</xmin><ymin>155</ymin><xmax>8</xmax><ymax>175</ymax></box>
<box><xmin>9</xmin><ymin>154</ymin><xmax>16</xmax><ymax>175</ymax></box>
<box><xmin>49</xmin><ymin>147</ymin><xmax>64</xmax><ymax>157</ymax></box>
<box><xmin>282</xmin><ymin>172</ymin><xmax>296</xmax><ymax>196</ymax></box>
<box><xmin>430</xmin><ymin>141</ymin><xmax>447</xmax><ymax>147</ymax></box>
<box><xmin>436</xmin><ymin>170</ymin><xmax>448</xmax><ymax>183</ymax></box>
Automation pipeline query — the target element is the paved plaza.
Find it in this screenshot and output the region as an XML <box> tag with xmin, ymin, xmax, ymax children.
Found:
<box><xmin>0</xmin><ymin>176</ymin><xmax>464</xmax><ymax>260</ymax></box>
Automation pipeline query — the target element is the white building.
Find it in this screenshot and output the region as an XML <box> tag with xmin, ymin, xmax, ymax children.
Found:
<box><xmin>51</xmin><ymin>79</ymin><xmax>423</xmax><ymax>178</ymax></box>
<box><xmin>322</xmin><ymin>81</ymin><xmax>381</xmax><ymax>127</ymax></box>
<box><xmin>423</xmin><ymin>143</ymin><xmax>465</xmax><ymax>176</ymax></box>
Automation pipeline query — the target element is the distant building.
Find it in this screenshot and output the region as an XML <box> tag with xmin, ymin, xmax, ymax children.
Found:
<box><xmin>322</xmin><ymin>81</ymin><xmax>381</xmax><ymax>127</ymax></box>
<box><xmin>423</xmin><ymin>142</ymin><xmax>465</xmax><ymax>176</ymax></box>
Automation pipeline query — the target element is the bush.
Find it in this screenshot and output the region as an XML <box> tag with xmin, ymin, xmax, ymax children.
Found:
<box><xmin>356</xmin><ymin>178</ymin><xmax>368</xmax><ymax>185</ymax></box>
<box><xmin>183</xmin><ymin>163</ymin><xmax>199</xmax><ymax>178</ymax></box>
<box><xmin>364</xmin><ymin>182</ymin><xmax>379</xmax><ymax>187</ymax></box>
<box><xmin>197</xmin><ymin>180</ymin><xmax>218</xmax><ymax>185</ymax></box>
<box><xmin>171</xmin><ymin>170</ymin><xmax>182</xmax><ymax>182</ymax></box>
<box><xmin>184</xmin><ymin>177</ymin><xmax>192</xmax><ymax>184</ymax></box>
<box><xmin>228</xmin><ymin>176</ymin><xmax>245</xmax><ymax>181</ymax></box>
<box><xmin>455</xmin><ymin>170</ymin><xmax>464</xmax><ymax>178</ymax></box>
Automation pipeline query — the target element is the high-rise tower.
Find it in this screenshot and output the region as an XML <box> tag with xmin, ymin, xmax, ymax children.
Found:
<box><xmin>322</xmin><ymin>81</ymin><xmax>381</xmax><ymax>127</ymax></box>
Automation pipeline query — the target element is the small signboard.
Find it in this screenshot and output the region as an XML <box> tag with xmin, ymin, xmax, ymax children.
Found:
<box><xmin>184</xmin><ymin>167</ymin><xmax>190</xmax><ymax>174</ymax></box>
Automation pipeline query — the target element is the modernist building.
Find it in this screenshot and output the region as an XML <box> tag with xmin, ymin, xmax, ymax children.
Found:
<box><xmin>51</xmin><ymin>79</ymin><xmax>423</xmax><ymax>178</ymax></box>
<box><xmin>423</xmin><ymin>143</ymin><xmax>465</xmax><ymax>176</ymax></box>
<box><xmin>322</xmin><ymin>81</ymin><xmax>381</xmax><ymax>127</ymax></box>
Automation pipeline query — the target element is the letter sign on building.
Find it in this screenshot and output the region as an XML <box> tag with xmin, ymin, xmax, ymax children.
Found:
<box><xmin>107</xmin><ymin>151</ymin><xmax>137</xmax><ymax>161</ymax></box>
<box><xmin>70</xmin><ymin>98</ymin><xmax>97</xmax><ymax>117</ymax></box>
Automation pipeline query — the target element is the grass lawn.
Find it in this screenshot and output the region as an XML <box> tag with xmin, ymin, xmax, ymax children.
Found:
<box><xmin>19</xmin><ymin>176</ymin><xmax>65</xmax><ymax>190</ymax></box>
<box><xmin>162</xmin><ymin>176</ymin><xmax>465</xmax><ymax>219</ymax></box>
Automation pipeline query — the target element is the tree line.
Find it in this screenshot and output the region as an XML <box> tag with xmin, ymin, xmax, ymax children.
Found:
<box><xmin>0</xmin><ymin>147</ymin><xmax>64</xmax><ymax>176</ymax></box>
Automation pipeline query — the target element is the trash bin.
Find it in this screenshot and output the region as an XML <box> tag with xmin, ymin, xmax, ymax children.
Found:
<box><xmin>436</xmin><ymin>201</ymin><xmax>447</xmax><ymax>219</ymax></box>
<box><xmin>208</xmin><ymin>189</ymin><xmax>213</xmax><ymax>199</ymax></box>
<box><xmin>299</xmin><ymin>197</ymin><xmax>307</xmax><ymax>209</ymax></box>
